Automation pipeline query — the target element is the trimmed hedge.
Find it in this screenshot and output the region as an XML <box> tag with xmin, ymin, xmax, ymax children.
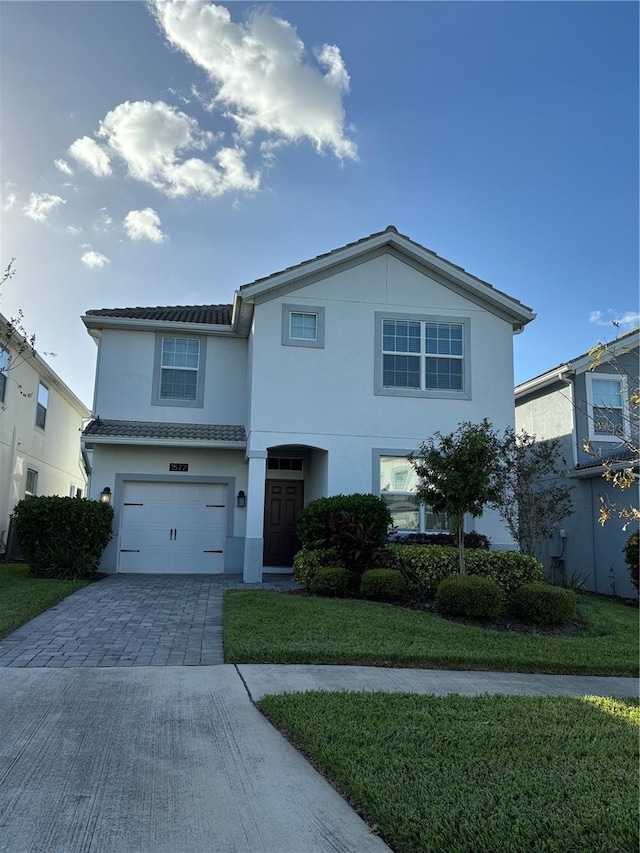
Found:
<box><xmin>435</xmin><ymin>575</ymin><xmax>503</xmax><ymax>621</ymax></box>
<box><xmin>513</xmin><ymin>583</ymin><xmax>577</xmax><ymax>625</ymax></box>
<box><xmin>389</xmin><ymin>531</ymin><xmax>491</xmax><ymax>550</ymax></box>
<box><xmin>12</xmin><ymin>496</ymin><xmax>113</xmax><ymax>579</ymax></box>
<box><xmin>464</xmin><ymin>550</ymin><xmax>543</xmax><ymax>599</ymax></box>
<box><xmin>309</xmin><ymin>567</ymin><xmax>350</xmax><ymax>597</ymax></box>
<box><xmin>360</xmin><ymin>569</ymin><xmax>407</xmax><ymax>602</ymax></box>
<box><xmin>623</xmin><ymin>531</ymin><xmax>639</xmax><ymax>592</ymax></box>
<box><xmin>390</xmin><ymin>544</ymin><xmax>542</xmax><ymax>601</ymax></box>
<box><xmin>297</xmin><ymin>494</ymin><xmax>392</xmax><ymax>551</ymax></box>
<box><xmin>292</xmin><ymin>548</ymin><xmax>341</xmax><ymax>588</ymax></box>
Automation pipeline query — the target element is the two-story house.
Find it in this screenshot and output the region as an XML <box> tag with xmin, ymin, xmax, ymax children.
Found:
<box><xmin>515</xmin><ymin>327</ymin><xmax>639</xmax><ymax>599</ymax></box>
<box><xmin>81</xmin><ymin>226</ymin><xmax>535</xmax><ymax>582</ymax></box>
<box><xmin>0</xmin><ymin>313</ymin><xmax>90</xmax><ymax>555</ymax></box>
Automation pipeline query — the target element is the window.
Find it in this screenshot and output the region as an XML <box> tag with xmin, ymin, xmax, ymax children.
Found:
<box><xmin>267</xmin><ymin>458</ymin><xmax>303</xmax><ymax>471</ymax></box>
<box><xmin>25</xmin><ymin>469</ymin><xmax>38</xmax><ymax>497</ymax></box>
<box><xmin>587</xmin><ymin>374</ymin><xmax>627</xmax><ymax>441</ymax></box>
<box><xmin>282</xmin><ymin>304</ymin><xmax>325</xmax><ymax>348</ymax></box>
<box><xmin>379</xmin><ymin>455</ymin><xmax>449</xmax><ymax>533</ymax></box>
<box><xmin>36</xmin><ymin>382</ymin><xmax>48</xmax><ymax>429</ymax></box>
<box><xmin>0</xmin><ymin>348</ymin><xmax>9</xmax><ymax>404</ymax></box>
<box><xmin>375</xmin><ymin>313</ymin><xmax>470</xmax><ymax>399</ymax></box>
<box><xmin>152</xmin><ymin>334</ymin><xmax>206</xmax><ymax>408</ymax></box>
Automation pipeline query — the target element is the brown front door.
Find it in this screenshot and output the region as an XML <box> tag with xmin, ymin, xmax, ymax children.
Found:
<box><xmin>263</xmin><ymin>480</ymin><xmax>304</xmax><ymax>567</ymax></box>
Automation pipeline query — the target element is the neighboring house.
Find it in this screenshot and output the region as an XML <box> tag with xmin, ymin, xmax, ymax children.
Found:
<box><xmin>0</xmin><ymin>313</ymin><xmax>90</xmax><ymax>555</ymax></box>
<box><xmin>515</xmin><ymin>327</ymin><xmax>639</xmax><ymax>599</ymax></box>
<box><xmin>81</xmin><ymin>226</ymin><xmax>535</xmax><ymax>582</ymax></box>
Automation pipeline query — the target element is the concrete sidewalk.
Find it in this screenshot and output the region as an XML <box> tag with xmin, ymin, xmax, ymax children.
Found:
<box><xmin>238</xmin><ymin>663</ymin><xmax>640</xmax><ymax>702</ymax></box>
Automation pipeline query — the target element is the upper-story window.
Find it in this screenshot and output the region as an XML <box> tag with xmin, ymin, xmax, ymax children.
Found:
<box><xmin>35</xmin><ymin>382</ymin><xmax>49</xmax><ymax>429</ymax></box>
<box><xmin>378</xmin><ymin>455</ymin><xmax>449</xmax><ymax>533</ymax></box>
<box><xmin>282</xmin><ymin>304</ymin><xmax>325</xmax><ymax>348</ymax></box>
<box><xmin>152</xmin><ymin>334</ymin><xmax>206</xmax><ymax>408</ymax></box>
<box><xmin>587</xmin><ymin>373</ymin><xmax>627</xmax><ymax>442</ymax></box>
<box><xmin>375</xmin><ymin>313</ymin><xmax>471</xmax><ymax>399</ymax></box>
<box><xmin>0</xmin><ymin>348</ymin><xmax>9</xmax><ymax>404</ymax></box>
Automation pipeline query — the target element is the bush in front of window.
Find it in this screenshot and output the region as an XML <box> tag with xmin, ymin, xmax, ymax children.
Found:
<box><xmin>388</xmin><ymin>531</ymin><xmax>491</xmax><ymax>550</ymax></box>
<box><xmin>391</xmin><ymin>544</ymin><xmax>459</xmax><ymax>599</ymax></box>
<box><xmin>464</xmin><ymin>550</ymin><xmax>543</xmax><ymax>599</ymax></box>
<box><xmin>435</xmin><ymin>575</ymin><xmax>503</xmax><ymax>622</ymax></box>
<box><xmin>12</xmin><ymin>496</ymin><xmax>113</xmax><ymax>579</ymax></box>
<box><xmin>292</xmin><ymin>548</ymin><xmax>341</xmax><ymax>588</ymax></box>
<box><xmin>309</xmin><ymin>567</ymin><xmax>350</xmax><ymax>598</ymax></box>
<box><xmin>623</xmin><ymin>530</ymin><xmax>639</xmax><ymax>593</ymax></box>
<box><xmin>359</xmin><ymin>569</ymin><xmax>407</xmax><ymax>602</ymax></box>
<box><xmin>512</xmin><ymin>583</ymin><xmax>577</xmax><ymax>625</ymax></box>
<box><xmin>297</xmin><ymin>494</ymin><xmax>392</xmax><ymax>551</ymax></box>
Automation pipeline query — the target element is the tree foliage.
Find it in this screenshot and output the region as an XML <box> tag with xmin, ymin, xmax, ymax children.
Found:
<box><xmin>410</xmin><ymin>419</ymin><xmax>503</xmax><ymax>573</ymax></box>
<box><xmin>496</xmin><ymin>429</ymin><xmax>573</xmax><ymax>558</ymax></box>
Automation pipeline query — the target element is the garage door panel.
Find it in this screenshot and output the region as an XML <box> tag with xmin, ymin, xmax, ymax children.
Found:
<box><xmin>119</xmin><ymin>482</ymin><xmax>227</xmax><ymax>574</ymax></box>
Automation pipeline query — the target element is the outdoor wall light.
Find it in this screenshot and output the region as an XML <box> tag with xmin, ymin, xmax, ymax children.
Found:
<box><xmin>236</xmin><ymin>490</ymin><xmax>246</xmax><ymax>508</ymax></box>
<box><xmin>100</xmin><ymin>486</ymin><xmax>112</xmax><ymax>504</ymax></box>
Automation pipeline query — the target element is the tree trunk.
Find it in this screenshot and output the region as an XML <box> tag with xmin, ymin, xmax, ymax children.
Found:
<box><xmin>457</xmin><ymin>515</ymin><xmax>466</xmax><ymax>574</ymax></box>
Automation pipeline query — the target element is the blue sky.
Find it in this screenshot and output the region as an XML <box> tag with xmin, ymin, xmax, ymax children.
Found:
<box><xmin>1</xmin><ymin>0</ymin><xmax>638</xmax><ymax>408</ymax></box>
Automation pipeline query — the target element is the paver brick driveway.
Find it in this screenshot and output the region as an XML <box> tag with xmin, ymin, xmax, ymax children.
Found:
<box><xmin>0</xmin><ymin>573</ymin><xmax>297</xmax><ymax>668</ymax></box>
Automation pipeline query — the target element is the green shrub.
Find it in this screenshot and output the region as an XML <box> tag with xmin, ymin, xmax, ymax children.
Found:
<box><xmin>297</xmin><ymin>494</ymin><xmax>392</xmax><ymax>551</ymax></box>
<box><xmin>12</xmin><ymin>496</ymin><xmax>113</xmax><ymax>579</ymax></box>
<box><xmin>309</xmin><ymin>567</ymin><xmax>350</xmax><ymax>598</ymax></box>
<box><xmin>435</xmin><ymin>575</ymin><xmax>503</xmax><ymax>621</ymax></box>
<box><xmin>292</xmin><ymin>548</ymin><xmax>341</xmax><ymax>588</ymax></box>
<box><xmin>623</xmin><ymin>531</ymin><xmax>639</xmax><ymax>592</ymax></box>
<box><xmin>465</xmin><ymin>549</ymin><xmax>543</xmax><ymax>599</ymax></box>
<box><xmin>391</xmin><ymin>544</ymin><xmax>458</xmax><ymax>599</ymax></box>
<box><xmin>389</xmin><ymin>531</ymin><xmax>491</xmax><ymax>550</ymax></box>
<box><xmin>360</xmin><ymin>569</ymin><xmax>407</xmax><ymax>601</ymax></box>
<box><xmin>512</xmin><ymin>582</ymin><xmax>577</xmax><ymax>625</ymax></box>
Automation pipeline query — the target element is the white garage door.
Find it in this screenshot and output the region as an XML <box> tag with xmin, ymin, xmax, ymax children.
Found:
<box><xmin>118</xmin><ymin>482</ymin><xmax>227</xmax><ymax>574</ymax></box>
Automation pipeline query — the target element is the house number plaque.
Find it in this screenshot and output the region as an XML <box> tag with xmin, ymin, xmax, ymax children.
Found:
<box><xmin>169</xmin><ymin>463</ymin><xmax>189</xmax><ymax>472</ymax></box>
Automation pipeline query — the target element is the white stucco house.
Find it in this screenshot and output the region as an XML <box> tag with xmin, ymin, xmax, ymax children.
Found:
<box><xmin>0</xmin><ymin>313</ymin><xmax>89</xmax><ymax>555</ymax></box>
<box><xmin>81</xmin><ymin>226</ymin><xmax>535</xmax><ymax>582</ymax></box>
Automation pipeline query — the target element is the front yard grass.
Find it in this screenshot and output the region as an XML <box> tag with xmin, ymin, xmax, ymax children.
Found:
<box><xmin>224</xmin><ymin>591</ymin><xmax>639</xmax><ymax>676</ymax></box>
<box><xmin>0</xmin><ymin>564</ymin><xmax>87</xmax><ymax>638</ymax></box>
<box><xmin>260</xmin><ymin>692</ymin><xmax>639</xmax><ymax>853</ymax></box>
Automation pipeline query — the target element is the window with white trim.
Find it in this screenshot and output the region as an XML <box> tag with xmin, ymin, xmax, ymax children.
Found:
<box><xmin>35</xmin><ymin>382</ymin><xmax>48</xmax><ymax>429</ymax></box>
<box><xmin>375</xmin><ymin>314</ymin><xmax>470</xmax><ymax>399</ymax></box>
<box><xmin>26</xmin><ymin>468</ymin><xmax>38</xmax><ymax>497</ymax></box>
<box><xmin>281</xmin><ymin>304</ymin><xmax>325</xmax><ymax>348</ymax></box>
<box><xmin>0</xmin><ymin>348</ymin><xmax>9</xmax><ymax>404</ymax></box>
<box><xmin>379</xmin><ymin>456</ymin><xmax>449</xmax><ymax>533</ymax></box>
<box><xmin>152</xmin><ymin>334</ymin><xmax>206</xmax><ymax>408</ymax></box>
<box><xmin>587</xmin><ymin>374</ymin><xmax>627</xmax><ymax>441</ymax></box>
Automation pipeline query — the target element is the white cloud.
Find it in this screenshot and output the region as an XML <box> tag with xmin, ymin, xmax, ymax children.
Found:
<box><xmin>69</xmin><ymin>136</ymin><xmax>112</xmax><ymax>176</ymax></box>
<box><xmin>589</xmin><ymin>309</ymin><xmax>640</xmax><ymax>329</ymax></box>
<box><xmin>83</xmin><ymin>99</ymin><xmax>260</xmax><ymax>197</ymax></box>
<box><xmin>2</xmin><ymin>192</ymin><xmax>17</xmax><ymax>211</ymax></box>
<box><xmin>66</xmin><ymin>225</ymin><xmax>83</xmax><ymax>235</ymax></box>
<box><xmin>81</xmin><ymin>250</ymin><xmax>110</xmax><ymax>268</ymax></box>
<box><xmin>54</xmin><ymin>158</ymin><xmax>73</xmax><ymax>175</ymax></box>
<box><xmin>24</xmin><ymin>192</ymin><xmax>66</xmax><ymax>223</ymax></box>
<box><xmin>124</xmin><ymin>207</ymin><xmax>166</xmax><ymax>243</ymax></box>
<box><xmin>93</xmin><ymin>209</ymin><xmax>114</xmax><ymax>232</ymax></box>
<box><xmin>151</xmin><ymin>1</ymin><xmax>357</xmax><ymax>160</ymax></box>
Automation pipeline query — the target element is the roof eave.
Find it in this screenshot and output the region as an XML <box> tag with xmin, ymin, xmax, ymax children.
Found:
<box><xmin>81</xmin><ymin>435</ymin><xmax>246</xmax><ymax>449</ymax></box>
<box><xmin>81</xmin><ymin>315</ymin><xmax>236</xmax><ymax>336</ymax></box>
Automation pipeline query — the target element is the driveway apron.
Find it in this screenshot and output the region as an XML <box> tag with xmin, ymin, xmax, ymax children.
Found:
<box><xmin>0</xmin><ymin>574</ymin><xmax>295</xmax><ymax>668</ymax></box>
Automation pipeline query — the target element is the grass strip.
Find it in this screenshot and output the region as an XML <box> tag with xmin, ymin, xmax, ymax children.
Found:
<box><xmin>225</xmin><ymin>591</ymin><xmax>638</xmax><ymax>676</ymax></box>
<box><xmin>260</xmin><ymin>691</ymin><xmax>640</xmax><ymax>853</ymax></box>
<box><xmin>0</xmin><ymin>564</ymin><xmax>87</xmax><ymax>638</ymax></box>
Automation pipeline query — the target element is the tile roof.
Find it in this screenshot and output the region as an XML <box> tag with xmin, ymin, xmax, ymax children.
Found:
<box><xmin>575</xmin><ymin>447</ymin><xmax>637</xmax><ymax>471</ymax></box>
<box><xmin>85</xmin><ymin>305</ymin><xmax>233</xmax><ymax>325</ymax></box>
<box><xmin>83</xmin><ymin>419</ymin><xmax>246</xmax><ymax>442</ymax></box>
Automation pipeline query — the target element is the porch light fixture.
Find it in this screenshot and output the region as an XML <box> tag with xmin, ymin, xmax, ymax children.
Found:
<box><xmin>100</xmin><ymin>486</ymin><xmax>112</xmax><ymax>504</ymax></box>
<box><xmin>236</xmin><ymin>490</ymin><xmax>246</xmax><ymax>508</ymax></box>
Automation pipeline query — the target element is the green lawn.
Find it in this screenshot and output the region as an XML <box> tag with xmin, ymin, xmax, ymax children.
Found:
<box><xmin>0</xmin><ymin>564</ymin><xmax>87</xmax><ymax>638</ymax></box>
<box><xmin>224</xmin><ymin>591</ymin><xmax>639</xmax><ymax>676</ymax></box>
<box><xmin>260</xmin><ymin>692</ymin><xmax>639</xmax><ymax>853</ymax></box>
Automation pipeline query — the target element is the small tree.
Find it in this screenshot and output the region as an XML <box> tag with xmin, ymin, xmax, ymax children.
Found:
<box><xmin>410</xmin><ymin>419</ymin><xmax>503</xmax><ymax>574</ymax></box>
<box><xmin>497</xmin><ymin>429</ymin><xmax>573</xmax><ymax>558</ymax></box>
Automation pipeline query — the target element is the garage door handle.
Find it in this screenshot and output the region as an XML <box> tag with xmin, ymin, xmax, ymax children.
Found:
<box><xmin>169</xmin><ymin>528</ymin><xmax>177</xmax><ymax>540</ymax></box>
<box><xmin>204</xmin><ymin>550</ymin><xmax>223</xmax><ymax>553</ymax></box>
<box><xmin>120</xmin><ymin>549</ymin><xmax>140</xmax><ymax>553</ymax></box>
